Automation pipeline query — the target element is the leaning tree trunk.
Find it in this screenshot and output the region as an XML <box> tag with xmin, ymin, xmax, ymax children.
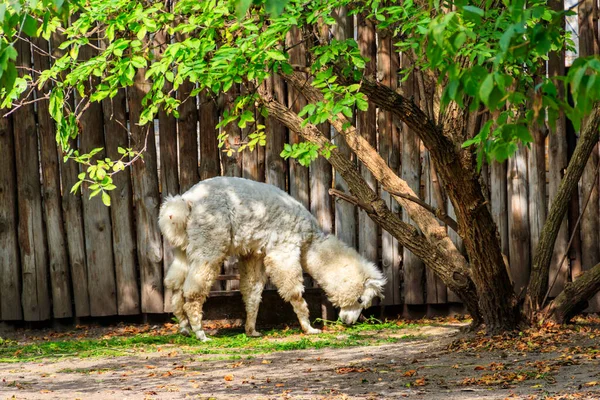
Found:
<box><xmin>334</xmin><ymin>73</ymin><xmax>520</xmax><ymax>332</ymax></box>
<box><xmin>527</xmin><ymin>105</ymin><xmax>600</xmax><ymax>311</ymax></box>
<box><xmin>258</xmin><ymin>90</ymin><xmax>483</xmax><ymax>325</ymax></box>
<box><xmin>545</xmin><ymin>262</ymin><xmax>600</xmax><ymax>323</ymax></box>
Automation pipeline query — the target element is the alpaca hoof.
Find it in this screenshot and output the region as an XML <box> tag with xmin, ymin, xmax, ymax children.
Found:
<box><xmin>305</xmin><ymin>328</ymin><xmax>322</xmax><ymax>335</ymax></box>
<box><xmin>179</xmin><ymin>326</ymin><xmax>191</xmax><ymax>336</ymax></box>
<box><xmin>195</xmin><ymin>330</ymin><xmax>212</xmax><ymax>342</ymax></box>
<box><xmin>246</xmin><ymin>330</ymin><xmax>262</xmax><ymax>337</ymax></box>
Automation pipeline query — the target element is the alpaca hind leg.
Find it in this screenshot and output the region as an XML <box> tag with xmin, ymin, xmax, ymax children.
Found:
<box><xmin>171</xmin><ymin>289</ymin><xmax>190</xmax><ymax>336</ymax></box>
<box><xmin>265</xmin><ymin>248</ymin><xmax>321</xmax><ymax>335</ymax></box>
<box><xmin>239</xmin><ymin>254</ymin><xmax>267</xmax><ymax>337</ymax></box>
<box><xmin>182</xmin><ymin>260</ymin><xmax>222</xmax><ymax>341</ymax></box>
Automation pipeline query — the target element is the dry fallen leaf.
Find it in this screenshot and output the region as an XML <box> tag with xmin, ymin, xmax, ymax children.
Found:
<box><xmin>224</xmin><ymin>375</ymin><xmax>234</xmax><ymax>381</ymax></box>
<box><xmin>403</xmin><ymin>370</ymin><xmax>417</xmax><ymax>377</ymax></box>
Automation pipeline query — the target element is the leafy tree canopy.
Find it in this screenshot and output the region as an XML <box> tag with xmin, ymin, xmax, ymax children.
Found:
<box><xmin>1</xmin><ymin>0</ymin><xmax>598</xmax><ymax>200</ymax></box>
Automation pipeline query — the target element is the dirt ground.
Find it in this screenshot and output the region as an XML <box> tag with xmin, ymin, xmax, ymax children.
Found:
<box><xmin>1</xmin><ymin>321</ymin><xmax>599</xmax><ymax>400</ymax></box>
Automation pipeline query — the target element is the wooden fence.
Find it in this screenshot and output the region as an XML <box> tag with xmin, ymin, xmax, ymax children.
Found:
<box><xmin>1</xmin><ymin>10</ymin><xmax>599</xmax><ymax>323</ymax></box>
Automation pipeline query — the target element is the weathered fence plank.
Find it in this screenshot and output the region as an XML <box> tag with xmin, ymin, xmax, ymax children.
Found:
<box><xmin>423</xmin><ymin>152</ymin><xmax>447</xmax><ymax>304</ymax></box>
<box><xmin>129</xmin><ymin>68</ymin><xmax>164</xmax><ymax>313</ymax></box>
<box><xmin>33</xmin><ymin>37</ymin><xmax>73</xmax><ymax>318</ymax></box>
<box><xmin>447</xmin><ymin>200</ymin><xmax>463</xmax><ymax>303</ymax></box>
<box><xmin>0</xmin><ymin>113</ymin><xmax>22</xmax><ymax>321</ymax></box>
<box><xmin>491</xmin><ymin>160</ymin><xmax>509</xmax><ymax>257</ymax></box>
<box><xmin>177</xmin><ymin>81</ymin><xmax>200</xmax><ymax>192</ymax></box>
<box><xmin>357</xmin><ymin>14</ymin><xmax>379</xmax><ymax>263</ymax></box>
<box><xmin>79</xmin><ymin>44</ymin><xmax>117</xmax><ymax>317</ymax></box>
<box><xmin>102</xmin><ymin>89</ymin><xmax>140</xmax><ymax>315</ymax></box>
<box><xmin>507</xmin><ymin>145</ymin><xmax>531</xmax><ymax>295</ymax></box>
<box><xmin>265</xmin><ymin>74</ymin><xmax>287</xmax><ymax>191</ymax></box>
<box><xmin>528</xmin><ymin>121</ymin><xmax>547</xmax><ymax>259</ymax></box>
<box><xmin>400</xmin><ymin>59</ymin><xmax>424</xmax><ymax>305</ymax></box>
<box><xmin>332</xmin><ymin>8</ymin><xmax>357</xmax><ymax>249</ymax></box>
<box><xmin>199</xmin><ymin>91</ymin><xmax>221</xmax><ymax>181</ymax></box>
<box><xmin>13</xmin><ymin>40</ymin><xmax>51</xmax><ymax>321</ymax></box>
<box><xmin>377</xmin><ymin>34</ymin><xmax>401</xmax><ymax>305</ymax></box>
<box><xmin>51</xmin><ymin>31</ymin><xmax>90</xmax><ymax>318</ymax></box>
<box><xmin>548</xmin><ymin>18</ymin><xmax>569</xmax><ymax>296</ymax></box>
<box><xmin>286</xmin><ymin>26</ymin><xmax>310</xmax><ymax>209</ymax></box>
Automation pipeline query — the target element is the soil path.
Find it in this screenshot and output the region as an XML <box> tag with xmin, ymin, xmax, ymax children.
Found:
<box><xmin>1</xmin><ymin>324</ymin><xmax>599</xmax><ymax>399</ymax></box>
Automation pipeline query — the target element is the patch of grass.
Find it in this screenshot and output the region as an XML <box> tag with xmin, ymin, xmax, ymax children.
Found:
<box><xmin>0</xmin><ymin>319</ymin><xmax>422</xmax><ymax>363</ymax></box>
<box><xmin>57</xmin><ymin>367</ymin><xmax>116</xmax><ymax>374</ymax></box>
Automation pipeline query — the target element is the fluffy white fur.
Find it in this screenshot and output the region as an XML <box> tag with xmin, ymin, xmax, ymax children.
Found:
<box><xmin>159</xmin><ymin>176</ymin><xmax>386</xmax><ymax>341</ymax></box>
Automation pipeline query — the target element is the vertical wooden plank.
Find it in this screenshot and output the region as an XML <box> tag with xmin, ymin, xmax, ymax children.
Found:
<box><xmin>79</xmin><ymin>44</ymin><xmax>117</xmax><ymax>317</ymax></box>
<box><xmin>154</xmin><ymin>26</ymin><xmax>179</xmax><ymax>312</ymax></box>
<box><xmin>51</xmin><ymin>31</ymin><xmax>90</xmax><ymax>317</ymax></box>
<box><xmin>102</xmin><ymin>89</ymin><xmax>140</xmax><ymax>315</ymax></box>
<box><xmin>491</xmin><ymin>161</ymin><xmax>509</xmax><ymax>257</ymax></box>
<box><xmin>528</xmin><ymin>119</ymin><xmax>547</xmax><ymax>263</ymax></box>
<box><xmin>222</xmin><ymin>87</ymin><xmax>243</xmax><ymax>178</ymax></box>
<box><xmin>199</xmin><ymin>91</ymin><xmax>220</xmax><ymax>181</ymax></box>
<box><xmin>447</xmin><ymin>199</ymin><xmax>463</xmax><ymax>303</ymax></box>
<box><xmin>547</xmin><ymin>0</ymin><xmax>569</xmax><ymax>296</ymax></box>
<box><xmin>423</xmin><ymin>152</ymin><xmax>447</xmax><ymax>304</ymax></box>
<box><xmin>177</xmin><ymin>81</ymin><xmax>199</xmax><ymax>192</ymax></box>
<box><xmin>286</xmin><ymin>26</ymin><xmax>310</xmax><ymax>208</ymax></box>
<box><xmin>507</xmin><ymin>145</ymin><xmax>531</xmax><ymax>295</ymax></box>
<box><xmin>357</xmin><ymin>14</ymin><xmax>378</xmax><ymax>263</ymax></box>
<box><xmin>578</xmin><ymin>0</ymin><xmax>600</xmax><ymax>310</ymax></box>
<box><xmin>378</xmin><ymin>34</ymin><xmax>401</xmax><ymax>305</ymax></box>
<box><xmin>332</xmin><ymin>8</ymin><xmax>357</xmax><ymax>248</ymax></box>
<box><xmin>400</xmin><ymin>56</ymin><xmax>424</xmax><ymax>305</ymax></box>
<box><xmin>129</xmin><ymin>69</ymin><xmax>164</xmax><ymax>313</ymax></box>
<box><xmin>310</xmin><ymin>122</ymin><xmax>333</xmax><ymax>234</ymax></box>
<box><xmin>33</xmin><ymin>37</ymin><xmax>73</xmax><ymax>318</ymax></box>
<box><xmin>265</xmin><ymin>74</ymin><xmax>287</xmax><ymax>191</ymax></box>
<box><xmin>13</xmin><ymin>40</ymin><xmax>50</xmax><ymax>321</ymax></box>
<box><xmin>0</xmin><ymin>112</ymin><xmax>22</xmax><ymax>320</ymax></box>
<box><xmin>242</xmin><ymin>87</ymin><xmax>260</xmax><ymax>181</ymax></box>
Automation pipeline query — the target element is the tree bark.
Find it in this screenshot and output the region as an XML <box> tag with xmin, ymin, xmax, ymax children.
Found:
<box><xmin>527</xmin><ymin>105</ymin><xmax>600</xmax><ymax>310</ymax></box>
<box><xmin>546</xmin><ymin>262</ymin><xmax>600</xmax><ymax>323</ymax></box>
<box><xmin>258</xmin><ymin>92</ymin><xmax>483</xmax><ymax>325</ymax></box>
<box><xmin>303</xmin><ymin>72</ymin><xmax>519</xmax><ymax>331</ymax></box>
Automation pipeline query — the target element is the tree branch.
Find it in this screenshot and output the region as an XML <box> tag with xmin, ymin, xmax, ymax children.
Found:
<box><xmin>257</xmin><ymin>88</ymin><xmax>482</xmax><ymax>324</ymax></box>
<box><xmin>527</xmin><ymin>104</ymin><xmax>600</xmax><ymax>311</ymax></box>
<box><xmin>329</xmin><ymin>188</ymin><xmax>374</xmax><ymax>213</ymax></box>
<box><xmin>385</xmin><ymin>189</ymin><xmax>459</xmax><ymax>232</ymax></box>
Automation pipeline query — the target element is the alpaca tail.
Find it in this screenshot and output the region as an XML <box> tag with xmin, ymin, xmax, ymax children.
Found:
<box><xmin>159</xmin><ymin>195</ymin><xmax>192</xmax><ymax>248</ymax></box>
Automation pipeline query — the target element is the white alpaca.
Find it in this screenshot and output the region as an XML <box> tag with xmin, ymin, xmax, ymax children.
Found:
<box><xmin>159</xmin><ymin>177</ymin><xmax>386</xmax><ymax>341</ymax></box>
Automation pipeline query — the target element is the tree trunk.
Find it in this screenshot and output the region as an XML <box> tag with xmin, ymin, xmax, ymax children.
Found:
<box><xmin>259</xmin><ymin>93</ymin><xmax>483</xmax><ymax>324</ymax></box>
<box><xmin>527</xmin><ymin>105</ymin><xmax>600</xmax><ymax>310</ymax></box>
<box><xmin>331</xmin><ymin>73</ymin><xmax>519</xmax><ymax>331</ymax></box>
<box><xmin>546</xmin><ymin>262</ymin><xmax>600</xmax><ymax>324</ymax></box>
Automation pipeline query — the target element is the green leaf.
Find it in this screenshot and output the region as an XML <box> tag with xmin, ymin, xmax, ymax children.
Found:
<box><xmin>22</xmin><ymin>15</ymin><xmax>39</xmax><ymax>37</ymax></box>
<box><xmin>479</xmin><ymin>74</ymin><xmax>495</xmax><ymax>107</ymax></box>
<box><xmin>102</xmin><ymin>191</ymin><xmax>111</xmax><ymax>206</ymax></box>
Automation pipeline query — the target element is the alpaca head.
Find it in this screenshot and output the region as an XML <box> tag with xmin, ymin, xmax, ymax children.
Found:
<box><xmin>158</xmin><ymin>195</ymin><xmax>192</xmax><ymax>248</ymax></box>
<box><xmin>305</xmin><ymin>236</ymin><xmax>386</xmax><ymax>325</ymax></box>
<box><xmin>338</xmin><ymin>263</ymin><xmax>386</xmax><ymax>325</ymax></box>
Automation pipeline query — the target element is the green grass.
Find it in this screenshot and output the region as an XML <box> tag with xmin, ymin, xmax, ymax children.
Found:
<box><xmin>0</xmin><ymin>319</ymin><xmax>422</xmax><ymax>363</ymax></box>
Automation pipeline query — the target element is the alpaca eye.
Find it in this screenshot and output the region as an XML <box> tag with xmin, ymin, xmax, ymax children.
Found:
<box><xmin>357</xmin><ymin>297</ymin><xmax>363</xmax><ymax>304</ymax></box>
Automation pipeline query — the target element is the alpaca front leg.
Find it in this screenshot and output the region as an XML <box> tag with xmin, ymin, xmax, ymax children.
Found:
<box><xmin>171</xmin><ymin>289</ymin><xmax>190</xmax><ymax>336</ymax></box>
<box><xmin>239</xmin><ymin>255</ymin><xmax>267</xmax><ymax>337</ymax></box>
<box><xmin>290</xmin><ymin>295</ymin><xmax>322</xmax><ymax>335</ymax></box>
<box><xmin>182</xmin><ymin>296</ymin><xmax>210</xmax><ymax>341</ymax></box>
<box><xmin>265</xmin><ymin>248</ymin><xmax>321</xmax><ymax>335</ymax></box>
<box><xmin>182</xmin><ymin>261</ymin><xmax>221</xmax><ymax>341</ymax></box>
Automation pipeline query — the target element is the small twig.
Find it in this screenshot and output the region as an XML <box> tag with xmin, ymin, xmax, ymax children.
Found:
<box><xmin>386</xmin><ymin>188</ymin><xmax>459</xmax><ymax>232</ymax></box>
<box><xmin>542</xmin><ymin>157</ymin><xmax>600</xmax><ymax>307</ymax></box>
<box><xmin>328</xmin><ymin>188</ymin><xmax>374</xmax><ymax>213</ymax></box>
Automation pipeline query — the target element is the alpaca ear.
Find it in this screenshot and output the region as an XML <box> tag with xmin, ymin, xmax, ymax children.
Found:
<box><xmin>365</xmin><ymin>278</ymin><xmax>386</xmax><ymax>300</ymax></box>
